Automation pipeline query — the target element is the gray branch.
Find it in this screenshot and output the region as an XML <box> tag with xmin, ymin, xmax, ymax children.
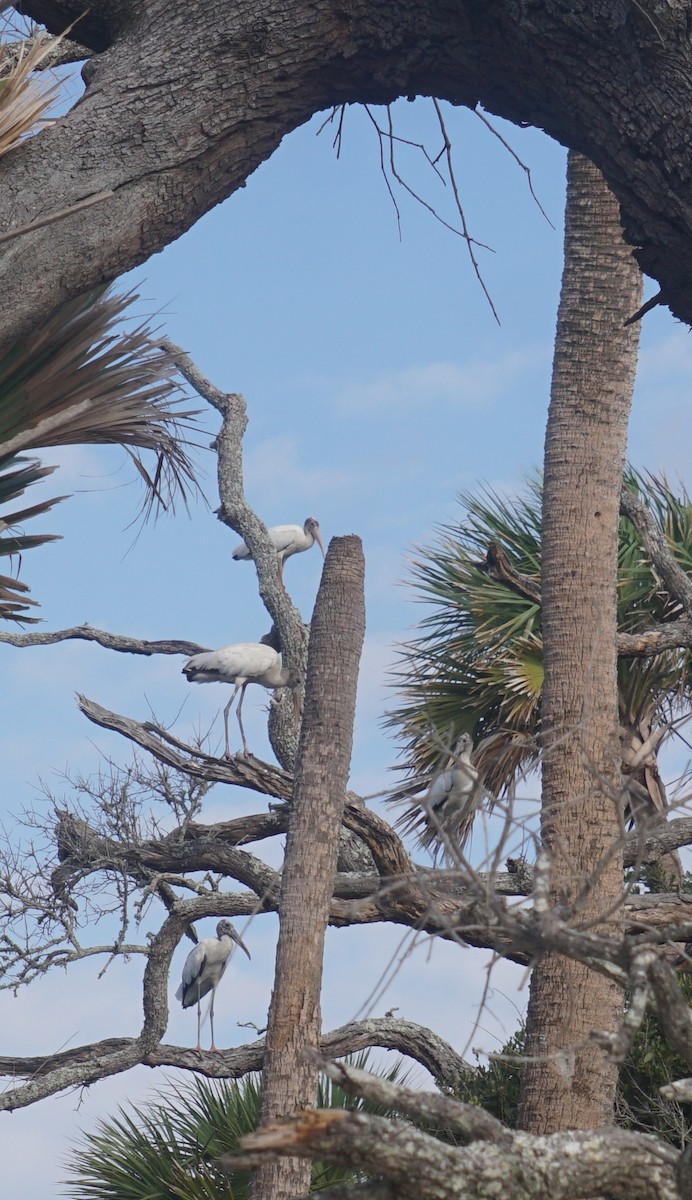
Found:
<box><xmin>0</xmin><ymin>1015</ymin><xmax>470</xmax><ymax>1108</ymax></box>
<box><xmin>0</xmin><ymin>624</ymin><xmax>205</xmax><ymax>655</ymax></box>
<box><xmin>233</xmin><ymin>1102</ymin><xmax>678</xmax><ymax>1200</ymax></box>
<box><xmin>310</xmin><ymin>1053</ymin><xmax>510</xmax><ymax>1144</ymax></box>
<box><xmin>162</xmin><ymin>343</ymin><xmax>308</xmax><ymax>770</ymax></box>
<box><xmin>77</xmin><ymin>694</ymin><xmax>293</xmax><ymax>799</ymax></box>
<box><xmin>621</xmin><ymin>487</ymin><xmax>692</xmax><ymax>618</ymax></box>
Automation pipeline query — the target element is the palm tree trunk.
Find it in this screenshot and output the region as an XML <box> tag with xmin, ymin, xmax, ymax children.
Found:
<box><xmin>251</xmin><ymin>535</ymin><xmax>365</xmax><ymax>1200</ymax></box>
<box><xmin>518</xmin><ymin>152</ymin><xmax>642</xmax><ymax>1132</ymax></box>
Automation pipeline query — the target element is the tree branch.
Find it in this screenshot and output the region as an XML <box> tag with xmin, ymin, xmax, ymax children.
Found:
<box><xmin>621</xmin><ymin>486</ymin><xmax>692</xmax><ymax>618</ymax></box>
<box><xmin>308</xmin><ymin>1052</ymin><xmax>511</xmax><ymax>1144</ymax></box>
<box><xmin>232</xmin><ymin>1103</ymin><xmax>678</xmax><ymax>1200</ymax></box>
<box><xmin>76</xmin><ymin>695</ymin><xmax>293</xmax><ymax>798</ymax></box>
<box><xmin>0</xmin><ymin>1016</ymin><xmax>469</xmax><ymax>1107</ymax></box>
<box><xmin>0</xmin><ymin>624</ymin><xmax>205</xmax><ymax>655</ymax></box>
<box><xmin>160</xmin><ymin>342</ymin><xmax>308</xmax><ymax>769</ymax></box>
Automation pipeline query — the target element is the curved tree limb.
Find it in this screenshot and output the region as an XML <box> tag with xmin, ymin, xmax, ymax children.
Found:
<box><xmin>232</xmin><ymin>1102</ymin><xmax>678</xmax><ymax>1200</ymax></box>
<box><xmin>3</xmin><ymin>0</ymin><xmax>692</xmax><ymax>346</ymax></box>
<box><xmin>0</xmin><ymin>1015</ymin><xmax>468</xmax><ymax>1108</ymax></box>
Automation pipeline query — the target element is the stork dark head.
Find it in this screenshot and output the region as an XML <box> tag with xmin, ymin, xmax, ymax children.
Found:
<box><xmin>304</xmin><ymin>516</ymin><xmax>325</xmax><ymax>558</ymax></box>
<box><xmin>216</xmin><ymin>919</ymin><xmax>251</xmax><ymax>959</ymax></box>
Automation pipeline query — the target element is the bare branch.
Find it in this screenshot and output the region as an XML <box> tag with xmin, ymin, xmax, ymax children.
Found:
<box><xmin>0</xmin><ymin>34</ymin><xmax>92</xmax><ymax>72</ymax></box>
<box><xmin>233</xmin><ymin>1106</ymin><xmax>678</xmax><ymax>1200</ymax></box>
<box><xmin>76</xmin><ymin>695</ymin><xmax>293</xmax><ymax>798</ymax></box>
<box><xmin>0</xmin><ymin>1015</ymin><xmax>472</xmax><ymax>1108</ymax></box>
<box><xmin>620</xmin><ymin>486</ymin><xmax>692</xmax><ymax>618</ymax></box>
<box><xmin>0</xmin><ymin>624</ymin><xmax>205</xmax><ymax>656</ymax></box>
<box><xmin>309</xmin><ymin>1053</ymin><xmax>512</xmax><ymax>1145</ymax></box>
<box><xmin>160</xmin><ymin>344</ymin><xmax>308</xmax><ymax>769</ymax></box>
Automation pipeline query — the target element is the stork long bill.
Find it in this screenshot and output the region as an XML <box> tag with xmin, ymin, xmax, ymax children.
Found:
<box><xmin>233</xmin><ymin>928</ymin><xmax>251</xmax><ymax>959</ymax></box>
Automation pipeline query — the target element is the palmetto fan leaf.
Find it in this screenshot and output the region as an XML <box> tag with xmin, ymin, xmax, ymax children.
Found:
<box><xmin>0</xmin><ymin>455</ymin><xmax>65</xmax><ymax>621</ymax></box>
<box><xmin>388</xmin><ymin>472</ymin><xmax>692</xmax><ymax>807</ymax></box>
<box><xmin>388</xmin><ymin>480</ymin><xmax>545</xmax><ymax>799</ymax></box>
<box><xmin>64</xmin><ymin>1054</ymin><xmax>410</xmax><ymax>1200</ymax></box>
<box><xmin>0</xmin><ymin>286</ymin><xmax>201</xmax><ymax>622</ymax></box>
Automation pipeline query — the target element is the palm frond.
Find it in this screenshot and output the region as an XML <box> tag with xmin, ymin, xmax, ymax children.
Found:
<box><xmin>0</xmin><ymin>286</ymin><xmax>201</xmax><ymax>516</ymax></box>
<box><xmin>0</xmin><ymin>455</ymin><xmax>64</xmax><ymax>622</ymax></box>
<box><xmin>387</xmin><ymin>471</ymin><xmax>692</xmax><ymax>840</ymax></box>
<box><xmin>64</xmin><ymin>1054</ymin><xmax>410</xmax><ymax>1200</ymax></box>
<box><xmin>0</xmin><ymin>287</ymin><xmax>203</xmax><ymax>621</ymax></box>
<box><xmin>0</xmin><ymin>29</ymin><xmax>63</xmax><ymax>158</ymax></box>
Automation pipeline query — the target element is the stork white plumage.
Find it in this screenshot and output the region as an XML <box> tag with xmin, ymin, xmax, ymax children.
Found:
<box><xmin>393</xmin><ymin>733</ymin><xmax>483</xmax><ymax>862</ymax></box>
<box><xmin>423</xmin><ymin>732</ymin><xmax>481</xmax><ymax>859</ymax></box>
<box><xmin>176</xmin><ymin>920</ymin><xmax>250</xmax><ymax>1052</ymax></box>
<box><xmin>182</xmin><ymin>642</ymin><xmax>298</xmax><ymax>758</ymax></box>
<box><xmin>232</xmin><ymin>517</ymin><xmax>325</xmax><ymax>584</ymax></box>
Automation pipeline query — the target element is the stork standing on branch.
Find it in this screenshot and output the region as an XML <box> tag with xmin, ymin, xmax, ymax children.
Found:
<box><xmin>176</xmin><ymin>920</ymin><xmax>251</xmax><ymax>1052</ymax></box>
<box><xmin>395</xmin><ymin>733</ymin><xmax>484</xmax><ymax>862</ymax></box>
<box><xmin>182</xmin><ymin>642</ymin><xmax>298</xmax><ymax>758</ymax></box>
<box><xmin>232</xmin><ymin>517</ymin><xmax>325</xmax><ymax>585</ymax></box>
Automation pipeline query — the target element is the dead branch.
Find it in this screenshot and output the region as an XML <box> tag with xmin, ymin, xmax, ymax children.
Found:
<box><xmin>0</xmin><ymin>34</ymin><xmax>92</xmax><ymax>72</ymax></box>
<box><xmin>620</xmin><ymin>486</ymin><xmax>692</xmax><ymax>618</ymax></box>
<box><xmin>232</xmin><ymin>1103</ymin><xmax>678</xmax><ymax>1200</ymax></box>
<box><xmin>161</xmin><ymin>343</ymin><xmax>308</xmax><ymax>770</ymax></box>
<box><xmin>307</xmin><ymin>1052</ymin><xmax>511</xmax><ymax>1144</ymax></box>
<box><xmin>76</xmin><ymin>694</ymin><xmax>293</xmax><ymax>798</ymax></box>
<box><xmin>477</xmin><ymin>540</ymin><xmax>542</xmax><ymax>605</ymax></box>
<box><xmin>0</xmin><ymin>624</ymin><xmax>205</xmax><ymax>656</ymax></box>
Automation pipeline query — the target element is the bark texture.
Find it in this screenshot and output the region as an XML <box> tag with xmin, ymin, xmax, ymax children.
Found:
<box><xmin>518</xmin><ymin>153</ymin><xmax>643</xmax><ymax>1132</ymax></box>
<box><xmin>253</xmin><ymin>535</ymin><xmax>365</xmax><ymax>1200</ymax></box>
<box><xmin>4</xmin><ymin>0</ymin><xmax>692</xmax><ymax>347</ymax></box>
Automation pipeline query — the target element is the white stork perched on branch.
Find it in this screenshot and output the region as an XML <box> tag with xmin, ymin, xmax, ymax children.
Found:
<box><xmin>182</xmin><ymin>642</ymin><xmax>298</xmax><ymax>757</ymax></box>
<box><xmin>176</xmin><ymin>920</ymin><xmax>250</xmax><ymax>1052</ymax></box>
<box><xmin>232</xmin><ymin>517</ymin><xmax>325</xmax><ymax>584</ymax></box>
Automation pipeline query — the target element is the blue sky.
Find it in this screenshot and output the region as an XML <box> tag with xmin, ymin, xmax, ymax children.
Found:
<box><xmin>1</xmin><ymin>92</ymin><xmax>692</xmax><ymax>1196</ymax></box>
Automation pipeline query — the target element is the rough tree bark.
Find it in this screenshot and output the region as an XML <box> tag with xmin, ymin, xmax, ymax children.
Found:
<box><xmin>3</xmin><ymin>0</ymin><xmax>692</xmax><ymax>348</ymax></box>
<box><xmin>518</xmin><ymin>153</ymin><xmax>643</xmax><ymax>1132</ymax></box>
<box><xmin>253</xmin><ymin>534</ymin><xmax>365</xmax><ymax>1200</ymax></box>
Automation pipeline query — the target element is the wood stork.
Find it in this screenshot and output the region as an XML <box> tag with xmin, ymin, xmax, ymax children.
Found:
<box><xmin>232</xmin><ymin>517</ymin><xmax>325</xmax><ymax>584</ymax></box>
<box><xmin>182</xmin><ymin>642</ymin><xmax>298</xmax><ymax>758</ymax></box>
<box><xmin>394</xmin><ymin>733</ymin><xmax>483</xmax><ymax>862</ymax></box>
<box><xmin>176</xmin><ymin>920</ymin><xmax>250</xmax><ymax>1052</ymax></box>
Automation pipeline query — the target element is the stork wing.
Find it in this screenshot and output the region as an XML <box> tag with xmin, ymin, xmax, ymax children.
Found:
<box><xmin>428</xmin><ymin>770</ymin><xmax>453</xmax><ymax>812</ymax></box>
<box><xmin>177</xmin><ymin>941</ymin><xmax>207</xmax><ymax>997</ymax></box>
<box><xmin>268</xmin><ymin>524</ymin><xmax>301</xmax><ymax>553</ymax></box>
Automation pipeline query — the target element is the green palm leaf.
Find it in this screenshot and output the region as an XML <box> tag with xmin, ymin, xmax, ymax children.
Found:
<box><xmin>64</xmin><ymin>1054</ymin><xmax>410</xmax><ymax>1200</ymax></box>
<box><xmin>388</xmin><ymin>471</ymin><xmax>692</xmax><ymax>806</ymax></box>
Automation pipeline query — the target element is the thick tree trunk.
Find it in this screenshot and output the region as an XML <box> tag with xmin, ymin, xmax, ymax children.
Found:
<box><xmin>252</xmin><ymin>535</ymin><xmax>365</xmax><ymax>1200</ymax></box>
<box><xmin>518</xmin><ymin>153</ymin><xmax>642</xmax><ymax>1133</ymax></box>
<box><xmin>3</xmin><ymin>0</ymin><xmax>692</xmax><ymax>348</ymax></box>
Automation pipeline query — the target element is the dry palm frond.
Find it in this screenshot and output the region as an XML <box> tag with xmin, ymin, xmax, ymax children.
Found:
<box><xmin>0</xmin><ymin>287</ymin><xmax>202</xmax><ymax>621</ymax></box>
<box><xmin>0</xmin><ymin>285</ymin><xmax>201</xmax><ymax>519</ymax></box>
<box><xmin>0</xmin><ymin>30</ymin><xmax>63</xmax><ymax>159</ymax></box>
